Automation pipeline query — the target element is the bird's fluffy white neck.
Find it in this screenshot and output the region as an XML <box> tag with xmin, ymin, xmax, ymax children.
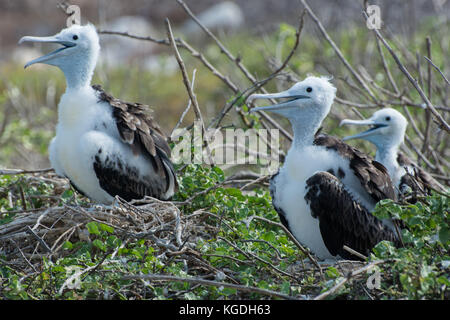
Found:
<box><xmin>375</xmin><ymin>145</ymin><xmax>403</xmax><ymax>185</ymax></box>
<box><xmin>289</xmin><ymin>109</ymin><xmax>325</xmax><ymax>149</ymax></box>
<box><xmin>59</xmin><ymin>51</ymin><xmax>97</xmax><ymax>90</ymax></box>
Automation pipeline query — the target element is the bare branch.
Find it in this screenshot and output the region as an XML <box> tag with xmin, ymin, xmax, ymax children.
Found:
<box><xmin>165</xmin><ymin>18</ymin><xmax>214</xmax><ymax>166</ymax></box>
<box><xmin>122</xmin><ymin>273</ymin><xmax>297</xmax><ymax>300</ymax></box>
<box><xmin>299</xmin><ymin>0</ymin><xmax>378</xmax><ymax>102</ymax></box>
<box><xmin>362</xmin><ymin>11</ymin><xmax>450</xmax><ymax>132</ymax></box>
<box><xmin>424</xmin><ymin>56</ymin><xmax>450</xmax><ymax>85</ymax></box>
<box><xmin>314</xmin><ymin>259</ymin><xmax>389</xmax><ymax>300</ymax></box>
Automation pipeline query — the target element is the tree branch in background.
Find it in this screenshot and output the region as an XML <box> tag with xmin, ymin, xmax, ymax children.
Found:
<box><xmin>361</xmin><ymin>11</ymin><xmax>450</xmax><ymax>132</ymax></box>
<box><xmin>299</xmin><ymin>0</ymin><xmax>378</xmax><ymax>103</ymax></box>
<box><xmin>165</xmin><ymin>18</ymin><xmax>214</xmax><ymax>166</ymax></box>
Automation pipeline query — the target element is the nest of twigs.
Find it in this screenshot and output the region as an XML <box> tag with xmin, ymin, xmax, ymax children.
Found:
<box><xmin>0</xmin><ymin>172</ymin><xmax>210</xmax><ymax>275</ymax></box>
<box><xmin>1</xmin><ymin>171</ymin><xmax>372</xmax><ymax>299</ymax></box>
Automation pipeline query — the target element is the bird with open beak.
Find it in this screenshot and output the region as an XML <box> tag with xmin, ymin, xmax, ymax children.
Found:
<box><xmin>19</xmin><ymin>24</ymin><xmax>177</xmax><ymax>204</ymax></box>
<box><xmin>340</xmin><ymin>108</ymin><xmax>446</xmax><ymax>197</ymax></box>
<box><xmin>246</xmin><ymin>76</ymin><xmax>399</xmax><ymax>260</ymax></box>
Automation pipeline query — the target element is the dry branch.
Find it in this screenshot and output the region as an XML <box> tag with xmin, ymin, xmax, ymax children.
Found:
<box><xmin>362</xmin><ymin>11</ymin><xmax>450</xmax><ymax>132</ymax></box>
<box><xmin>165</xmin><ymin>18</ymin><xmax>214</xmax><ymax>166</ymax></box>
<box><xmin>314</xmin><ymin>259</ymin><xmax>388</xmax><ymax>300</ymax></box>
<box><xmin>122</xmin><ymin>273</ymin><xmax>297</xmax><ymax>300</ymax></box>
<box><xmin>300</xmin><ymin>0</ymin><xmax>378</xmax><ymax>102</ymax></box>
<box><xmin>0</xmin><ymin>168</ymin><xmax>54</xmax><ymax>175</ymax></box>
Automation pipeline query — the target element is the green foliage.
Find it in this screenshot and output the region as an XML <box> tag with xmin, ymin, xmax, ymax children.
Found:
<box><xmin>0</xmin><ymin>165</ymin><xmax>303</xmax><ymax>299</ymax></box>
<box><xmin>370</xmin><ymin>195</ymin><xmax>449</xmax><ymax>299</ymax></box>
<box><xmin>1</xmin><ymin>163</ymin><xmax>449</xmax><ymax>300</ymax></box>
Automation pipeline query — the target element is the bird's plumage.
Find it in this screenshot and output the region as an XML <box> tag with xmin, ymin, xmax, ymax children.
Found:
<box><xmin>20</xmin><ymin>24</ymin><xmax>177</xmax><ymax>203</ymax></box>
<box><xmin>397</xmin><ymin>153</ymin><xmax>445</xmax><ymax>196</ymax></box>
<box><xmin>304</xmin><ymin>171</ymin><xmax>400</xmax><ymax>259</ymax></box>
<box><xmin>91</xmin><ymin>85</ymin><xmax>177</xmax><ymax>202</ymax></box>
<box><xmin>313</xmin><ymin>134</ymin><xmax>396</xmax><ymax>203</ymax></box>
<box><xmin>249</xmin><ymin>77</ymin><xmax>399</xmax><ymax>260</ymax></box>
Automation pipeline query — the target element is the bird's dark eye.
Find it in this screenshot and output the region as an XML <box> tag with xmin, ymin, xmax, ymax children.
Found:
<box><xmin>386</xmin><ymin>116</ymin><xmax>391</xmax><ymax>121</ymax></box>
<box><xmin>73</xmin><ymin>35</ymin><xmax>78</xmax><ymax>40</ymax></box>
<box><xmin>306</xmin><ymin>87</ymin><xmax>312</xmax><ymax>93</ymax></box>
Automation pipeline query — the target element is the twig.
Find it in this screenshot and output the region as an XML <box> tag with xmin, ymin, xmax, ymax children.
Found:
<box><xmin>171</xmin><ymin>69</ymin><xmax>197</xmax><ymax>137</ymax></box>
<box><xmin>10</xmin><ymin>239</ymin><xmax>37</xmax><ymax>272</ymax></box>
<box><xmin>26</xmin><ymin>226</ymin><xmax>52</xmax><ymax>254</ymax></box>
<box><xmin>342</xmin><ymin>245</ymin><xmax>367</xmax><ymax>260</ymax></box>
<box><xmin>375</xmin><ymin>35</ymin><xmax>399</xmax><ymax>94</ymax></box>
<box><xmin>122</xmin><ymin>274</ymin><xmax>298</xmax><ymax>300</ymax></box>
<box><xmin>165</xmin><ymin>18</ymin><xmax>214</xmax><ymax>166</ymax></box>
<box><xmin>176</xmin><ymin>0</ymin><xmax>257</xmax><ymax>85</ymax></box>
<box><xmin>362</xmin><ymin>11</ymin><xmax>450</xmax><ymax>132</ymax></box>
<box><xmin>246</xmin><ymin>215</ymin><xmax>324</xmax><ymax>278</ymax></box>
<box><xmin>239</xmin><ymin>175</ymin><xmax>269</xmax><ymax>191</ymax></box>
<box><xmin>424</xmin><ymin>56</ymin><xmax>450</xmax><ymax>85</ymax></box>
<box><xmin>300</xmin><ymin>0</ymin><xmax>378</xmax><ymax>102</ymax></box>
<box><xmin>422</xmin><ymin>37</ymin><xmax>433</xmax><ymax>155</ymax></box>
<box><xmin>0</xmin><ymin>168</ymin><xmax>54</xmax><ymax>175</ymax></box>
<box><xmin>258</xmin><ymin>9</ymin><xmax>306</xmax><ymax>87</ymax></box>
<box><xmin>177</xmin><ymin>0</ymin><xmax>296</xmax><ymax>142</ymax></box>
<box><xmin>314</xmin><ymin>259</ymin><xmax>388</xmax><ymax>300</ymax></box>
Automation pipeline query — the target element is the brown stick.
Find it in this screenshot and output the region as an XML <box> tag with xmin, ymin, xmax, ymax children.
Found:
<box><xmin>0</xmin><ymin>168</ymin><xmax>54</xmax><ymax>175</ymax></box>
<box><xmin>122</xmin><ymin>273</ymin><xmax>298</xmax><ymax>300</ymax></box>
<box><xmin>246</xmin><ymin>215</ymin><xmax>324</xmax><ymax>278</ymax></box>
<box><xmin>422</xmin><ymin>37</ymin><xmax>433</xmax><ymax>155</ymax></box>
<box><xmin>314</xmin><ymin>259</ymin><xmax>388</xmax><ymax>300</ymax></box>
<box><xmin>165</xmin><ymin>18</ymin><xmax>214</xmax><ymax>166</ymax></box>
<box><xmin>300</xmin><ymin>0</ymin><xmax>378</xmax><ymax>102</ymax></box>
<box><xmin>362</xmin><ymin>12</ymin><xmax>450</xmax><ymax>132</ymax></box>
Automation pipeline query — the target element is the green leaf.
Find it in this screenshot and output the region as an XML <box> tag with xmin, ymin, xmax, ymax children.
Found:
<box><xmin>437</xmin><ymin>276</ymin><xmax>450</xmax><ymax>286</ymax></box>
<box><xmin>261</xmin><ymin>231</ymin><xmax>276</xmax><ymax>242</ymax></box>
<box><xmin>438</xmin><ymin>225</ymin><xmax>450</xmax><ymax>244</ymax></box>
<box><xmin>86</xmin><ymin>222</ymin><xmax>100</xmax><ymax>235</ymax></box>
<box><xmin>224</xmin><ymin>188</ymin><xmax>242</xmax><ymax>197</ymax></box>
<box><xmin>93</xmin><ymin>239</ymin><xmax>106</xmax><ymax>252</ymax></box>
<box><xmin>99</xmin><ymin>223</ymin><xmax>114</xmax><ymax>234</ymax></box>
<box><xmin>326</xmin><ymin>266</ymin><xmax>340</xmax><ymax>279</ymax></box>
<box><xmin>63</xmin><ymin>241</ymin><xmax>73</xmax><ymax>250</ymax></box>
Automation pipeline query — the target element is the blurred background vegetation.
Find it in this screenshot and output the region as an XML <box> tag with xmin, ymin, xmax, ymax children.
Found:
<box><xmin>0</xmin><ymin>0</ymin><xmax>449</xmax><ymax>183</ymax></box>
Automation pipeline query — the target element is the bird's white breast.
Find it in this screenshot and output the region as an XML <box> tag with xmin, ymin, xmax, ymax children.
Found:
<box><xmin>50</xmin><ymin>87</ymin><xmax>118</xmax><ymax>202</ymax></box>
<box><xmin>272</xmin><ymin>145</ymin><xmax>376</xmax><ymax>260</ymax></box>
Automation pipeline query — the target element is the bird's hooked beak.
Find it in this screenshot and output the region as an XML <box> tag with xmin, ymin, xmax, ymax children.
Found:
<box><xmin>18</xmin><ymin>35</ymin><xmax>76</xmax><ymax>68</ymax></box>
<box><xmin>339</xmin><ymin>118</ymin><xmax>387</xmax><ymax>141</ymax></box>
<box><xmin>247</xmin><ymin>89</ymin><xmax>310</xmax><ymax>114</ymax></box>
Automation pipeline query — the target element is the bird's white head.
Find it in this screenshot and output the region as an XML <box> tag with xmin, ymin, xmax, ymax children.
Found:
<box><xmin>247</xmin><ymin>76</ymin><xmax>336</xmax><ymax>146</ymax></box>
<box><xmin>340</xmin><ymin>108</ymin><xmax>407</xmax><ymax>151</ymax></box>
<box><xmin>19</xmin><ymin>24</ymin><xmax>100</xmax><ymax>89</ymax></box>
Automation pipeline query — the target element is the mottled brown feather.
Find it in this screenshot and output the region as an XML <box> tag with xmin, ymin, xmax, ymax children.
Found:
<box><xmin>305</xmin><ymin>172</ymin><xmax>401</xmax><ymax>260</ymax></box>
<box><xmin>314</xmin><ymin>134</ymin><xmax>397</xmax><ymax>202</ymax></box>
<box><xmin>92</xmin><ymin>84</ymin><xmax>178</xmax><ymax>197</ymax></box>
<box><xmin>397</xmin><ymin>152</ymin><xmax>446</xmax><ymax>195</ymax></box>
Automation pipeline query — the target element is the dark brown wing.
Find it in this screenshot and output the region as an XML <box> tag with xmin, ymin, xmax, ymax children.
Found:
<box><xmin>314</xmin><ymin>134</ymin><xmax>396</xmax><ymax>202</ymax></box>
<box><xmin>397</xmin><ymin>153</ymin><xmax>446</xmax><ymax>195</ymax></box>
<box><xmin>92</xmin><ymin>85</ymin><xmax>178</xmax><ymax>199</ymax></box>
<box><xmin>305</xmin><ymin>172</ymin><xmax>400</xmax><ymax>260</ymax></box>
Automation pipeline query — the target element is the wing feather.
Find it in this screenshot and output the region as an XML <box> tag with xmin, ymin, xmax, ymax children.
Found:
<box><xmin>305</xmin><ymin>171</ymin><xmax>400</xmax><ymax>259</ymax></box>
<box><xmin>397</xmin><ymin>153</ymin><xmax>446</xmax><ymax>195</ymax></box>
<box><xmin>314</xmin><ymin>134</ymin><xmax>396</xmax><ymax>202</ymax></box>
<box><xmin>91</xmin><ymin>85</ymin><xmax>178</xmax><ymax>199</ymax></box>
